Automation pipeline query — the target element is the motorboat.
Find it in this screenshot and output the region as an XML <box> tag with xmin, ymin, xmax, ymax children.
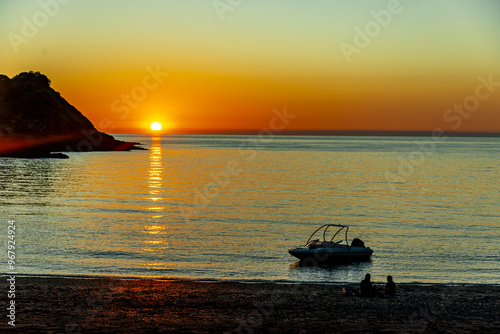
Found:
<box><xmin>288</xmin><ymin>224</ymin><xmax>373</xmax><ymax>263</ymax></box>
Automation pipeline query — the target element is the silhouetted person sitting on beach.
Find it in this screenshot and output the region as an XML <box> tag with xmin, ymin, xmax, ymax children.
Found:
<box><xmin>360</xmin><ymin>273</ymin><xmax>374</xmax><ymax>297</ymax></box>
<box><xmin>385</xmin><ymin>275</ymin><xmax>396</xmax><ymax>297</ymax></box>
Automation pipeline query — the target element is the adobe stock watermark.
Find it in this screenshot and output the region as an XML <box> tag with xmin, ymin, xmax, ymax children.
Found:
<box><xmin>213</xmin><ymin>0</ymin><xmax>243</xmax><ymax>21</ymax></box>
<box><xmin>227</xmin><ymin>249</ymin><xmax>345</xmax><ymax>333</ymax></box>
<box><xmin>6</xmin><ymin>220</ymin><xmax>17</xmax><ymax>327</ymax></box>
<box><xmin>64</xmin><ymin>64</ymin><xmax>168</xmax><ymax>158</ymax></box>
<box><xmin>7</xmin><ymin>0</ymin><xmax>71</xmax><ymax>54</ymax></box>
<box><xmin>226</xmin><ymin>290</ymin><xmax>280</xmax><ymax>334</ymax></box>
<box><xmin>65</xmin><ymin>279</ymin><xmax>130</xmax><ymax>333</ymax></box>
<box><xmin>404</xmin><ymin>292</ymin><xmax>449</xmax><ymax>333</ymax></box>
<box><xmin>384</xmin><ymin>74</ymin><xmax>500</xmax><ymax>191</ymax></box>
<box><xmin>180</xmin><ymin>106</ymin><xmax>296</xmax><ymax>222</ymax></box>
<box><xmin>340</xmin><ymin>0</ymin><xmax>412</xmax><ymax>64</ymax></box>
<box><xmin>110</xmin><ymin>65</ymin><xmax>169</xmax><ymax>125</ymax></box>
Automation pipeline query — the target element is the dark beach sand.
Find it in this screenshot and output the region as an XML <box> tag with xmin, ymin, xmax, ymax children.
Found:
<box><xmin>1</xmin><ymin>277</ymin><xmax>499</xmax><ymax>333</ymax></box>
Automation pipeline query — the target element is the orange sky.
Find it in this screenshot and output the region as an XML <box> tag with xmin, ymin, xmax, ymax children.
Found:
<box><xmin>1</xmin><ymin>1</ymin><xmax>499</xmax><ymax>134</ymax></box>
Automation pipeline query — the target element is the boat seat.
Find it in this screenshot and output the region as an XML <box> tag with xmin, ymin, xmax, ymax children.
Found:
<box><xmin>308</xmin><ymin>239</ymin><xmax>320</xmax><ymax>248</ymax></box>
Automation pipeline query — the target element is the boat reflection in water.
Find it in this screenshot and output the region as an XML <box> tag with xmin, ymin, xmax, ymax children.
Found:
<box><xmin>288</xmin><ymin>259</ymin><xmax>373</xmax><ymax>284</ymax></box>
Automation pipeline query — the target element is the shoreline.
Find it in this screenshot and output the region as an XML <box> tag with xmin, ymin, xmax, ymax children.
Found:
<box><xmin>3</xmin><ymin>273</ymin><xmax>500</xmax><ymax>286</ymax></box>
<box><xmin>1</xmin><ymin>276</ymin><xmax>499</xmax><ymax>333</ymax></box>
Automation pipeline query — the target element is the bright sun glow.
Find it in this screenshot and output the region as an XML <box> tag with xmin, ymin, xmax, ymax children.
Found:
<box><xmin>150</xmin><ymin>122</ymin><xmax>162</xmax><ymax>131</ymax></box>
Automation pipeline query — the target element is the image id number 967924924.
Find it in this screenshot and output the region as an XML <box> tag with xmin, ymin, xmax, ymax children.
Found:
<box><xmin>7</xmin><ymin>219</ymin><xmax>17</xmax><ymax>327</ymax></box>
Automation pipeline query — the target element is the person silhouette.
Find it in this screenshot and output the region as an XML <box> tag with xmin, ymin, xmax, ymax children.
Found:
<box><xmin>360</xmin><ymin>273</ymin><xmax>374</xmax><ymax>297</ymax></box>
<box><xmin>385</xmin><ymin>275</ymin><xmax>396</xmax><ymax>297</ymax></box>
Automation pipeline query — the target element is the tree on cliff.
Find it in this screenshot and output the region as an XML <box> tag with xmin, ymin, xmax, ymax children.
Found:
<box><xmin>0</xmin><ymin>74</ymin><xmax>11</xmax><ymax>104</ymax></box>
<box><xmin>12</xmin><ymin>71</ymin><xmax>51</xmax><ymax>88</ymax></box>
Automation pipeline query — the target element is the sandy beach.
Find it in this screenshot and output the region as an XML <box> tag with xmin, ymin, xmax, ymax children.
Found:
<box><xmin>0</xmin><ymin>277</ymin><xmax>499</xmax><ymax>333</ymax></box>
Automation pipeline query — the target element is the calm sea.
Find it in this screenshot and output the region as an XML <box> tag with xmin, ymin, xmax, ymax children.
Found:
<box><xmin>1</xmin><ymin>135</ymin><xmax>499</xmax><ymax>284</ymax></box>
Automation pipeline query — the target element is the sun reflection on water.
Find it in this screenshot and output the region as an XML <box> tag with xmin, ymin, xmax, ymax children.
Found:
<box><xmin>148</xmin><ymin>137</ymin><xmax>163</xmax><ymax>199</ymax></box>
<box><xmin>142</xmin><ymin>137</ymin><xmax>169</xmax><ymax>260</ymax></box>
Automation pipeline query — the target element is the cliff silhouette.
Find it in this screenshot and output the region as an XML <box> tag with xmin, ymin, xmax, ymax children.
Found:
<box><xmin>0</xmin><ymin>71</ymin><xmax>144</xmax><ymax>158</ymax></box>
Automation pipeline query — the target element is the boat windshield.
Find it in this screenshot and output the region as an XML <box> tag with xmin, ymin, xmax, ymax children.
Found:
<box><xmin>305</xmin><ymin>224</ymin><xmax>350</xmax><ymax>246</ymax></box>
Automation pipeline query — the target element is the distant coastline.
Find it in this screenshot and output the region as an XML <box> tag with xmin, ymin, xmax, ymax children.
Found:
<box><xmin>115</xmin><ymin>129</ymin><xmax>500</xmax><ymax>137</ymax></box>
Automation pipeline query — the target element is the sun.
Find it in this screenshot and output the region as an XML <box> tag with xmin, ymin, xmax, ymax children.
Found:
<box><xmin>150</xmin><ymin>122</ymin><xmax>162</xmax><ymax>131</ymax></box>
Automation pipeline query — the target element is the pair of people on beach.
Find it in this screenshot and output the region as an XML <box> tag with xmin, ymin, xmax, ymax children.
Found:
<box><xmin>359</xmin><ymin>273</ymin><xmax>395</xmax><ymax>297</ymax></box>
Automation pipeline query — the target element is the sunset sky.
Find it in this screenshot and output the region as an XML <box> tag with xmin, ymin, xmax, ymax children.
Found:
<box><xmin>1</xmin><ymin>0</ymin><xmax>499</xmax><ymax>134</ymax></box>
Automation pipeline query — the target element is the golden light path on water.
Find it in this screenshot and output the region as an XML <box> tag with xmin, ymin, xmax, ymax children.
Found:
<box><xmin>143</xmin><ymin>136</ymin><xmax>171</xmax><ymax>271</ymax></box>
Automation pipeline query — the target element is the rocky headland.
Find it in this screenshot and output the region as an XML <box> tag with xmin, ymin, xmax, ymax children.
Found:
<box><xmin>0</xmin><ymin>71</ymin><xmax>144</xmax><ymax>158</ymax></box>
